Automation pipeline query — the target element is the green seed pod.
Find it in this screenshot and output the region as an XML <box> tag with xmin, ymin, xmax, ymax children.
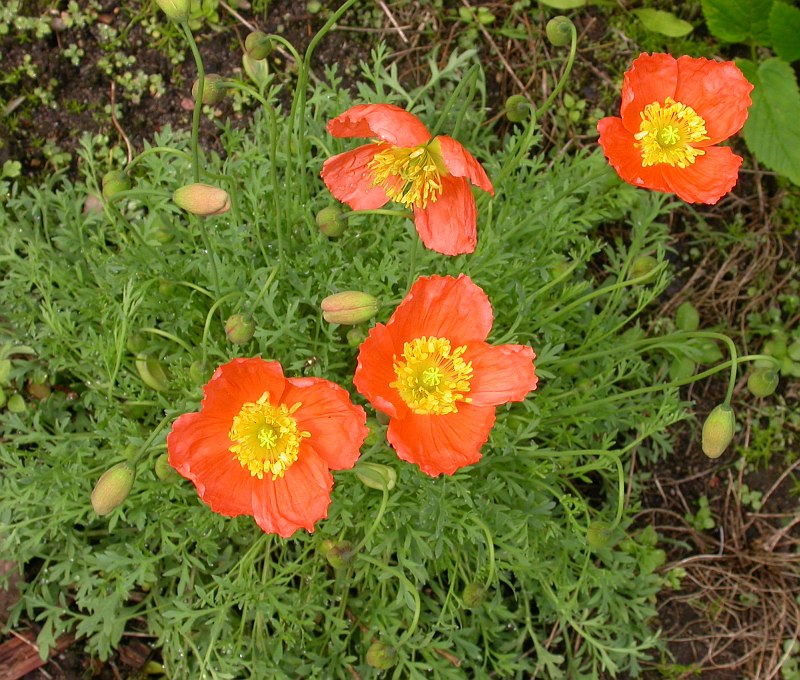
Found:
<box><xmin>91</xmin><ymin>462</ymin><xmax>136</xmax><ymax>515</ymax></box>
<box><xmin>630</xmin><ymin>255</ymin><xmax>659</xmax><ymax>281</ymax></box>
<box><xmin>355</xmin><ymin>461</ymin><xmax>397</xmax><ymax>491</ymax></box>
<box><xmin>225</xmin><ymin>314</ymin><xmax>256</xmax><ymax>344</ymax></box>
<box><xmin>154</xmin><ymin>0</ymin><xmax>189</xmax><ymax>21</ymax></box>
<box><xmin>316</xmin><ymin>206</ymin><xmax>345</xmax><ymax>237</ymax></box>
<box><xmin>545</xmin><ymin>16</ymin><xmax>574</xmax><ymax>47</ymax></box>
<box><xmin>173</xmin><ymin>183</ymin><xmax>231</xmax><ymax>217</ymax></box>
<box><xmin>154</xmin><ymin>453</ymin><xmax>181</xmax><ymax>482</ymax></box>
<box><xmin>462</xmin><ymin>582</ymin><xmax>487</xmax><ymax>608</ymax></box>
<box><xmin>504</xmin><ymin>94</ymin><xmax>531</xmax><ymax>123</ymax></box>
<box><xmin>747</xmin><ymin>369</ymin><xmax>778</xmax><ymax>398</ymax></box>
<box><xmin>675</xmin><ymin>301</ymin><xmax>700</xmax><ymax>332</ymax></box>
<box><xmin>135</xmin><ymin>358</ymin><xmax>169</xmax><ymax>392</ymax></box>
<box><xmin>244</xmin><ymin>31</ymin><xmax>272</xmax><ymax>60</ymax></box>
<box><xmin>365</xmin><ymin>641</ymin><xmax>397</xmax><ymax>670</ymax></box>
<box><xmin>191</xmin><ymin>74</ymin><xmax>227</xmax><ymax>105</ymax></box>
<box><xmin>321</xmin><ymin>291</ymin><xmax>378</xmax><ymax>325</ymax></box>
<box><xmin>319</xmin><ymin>539</ymin><xmax>355</xmax><ymax>569</ymax></box>
<box><xmin>101</xmin><ymin>170</ymin><xmax>131</xmax><ymax>200</ymax></box>
<box><xmin>701</xmin><ymin>404</ymin><xmax>735</xmax><ymax>459</ymax></box>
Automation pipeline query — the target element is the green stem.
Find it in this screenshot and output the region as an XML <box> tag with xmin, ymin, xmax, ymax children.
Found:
<box><xmin>140</xmin><ymin>327</ymin><xmax>194</xmax><ymax>355</ymax></box>
<box><xmin>535</xmin><ymin>23</ymin><xmax>578</xmax><ymax>119</ymax></box>
<box><xmin>353</xmin><ymin>485</ymin><xmax>389</xmax><ymax>554</ymax></box>
<box><xmin>201</xmin><ymin>291</ymin><xmax>242</xmax><ymax>364</ymax></box>
<box><xmin>129</xmin><ymin>413</ymin><xmax>172</xmax><ymax>467</ymax></box>
<box><xmin>406</xmin><ymin>237</ymin><xmax>419</xmax><ymax>291</ymax></box>
<box><xmin>125</xmin><ymin>146</ymin><xmax>192</xmax><ymax>173</ymax></box>
<box><xmin>181</xmin><ymin>21</ymin><xmax>205</xmax><ymax>183</ymax></box>
<box><xmin>429</xmin><ymin>64</ymin><xmax>480</xmax><ymax>138</ymax></box>
<box><xmin>472</xmin><ymin>516</ymin><xmax>496</xmax><ymax>588</ymax></box>
<box><xmin>358</xmin><ymin>555</ymin><xmax>421</xmax><ymax>647</ymax></box>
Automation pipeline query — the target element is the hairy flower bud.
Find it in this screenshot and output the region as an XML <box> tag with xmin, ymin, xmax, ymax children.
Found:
<box><xmin>192</xmin><ymin>74</ymin><xmax>227</xmax><ymax>105</ymax></box>
<box><xmin>154</xmin><ymin>0</ymin><xmax>189</xmax><ymax>21</ymax></box>
<box><xmin>586</xmin><ymin>520</ymin><xmax>613</xmax><ymax>550</ymax></box>
<box><xmin>546</xmin><ymin>16</ymin><xmax>574</xmax><ymax>47</ymax></box>
<box><xmin>366</xmin><ymin>642</ymin><xmax>397</xmax><ymax>670</ymax></box>
<box><xmin>747</xmin><ymin>369</ymin><xmax>778</xmax><ymax>398</ymax></box>
<box><xmin>504</xmin><ymin>94</ymin><xmax>531</xmax><ymax>123</ymax></box>
<box><xmin>154</xmin><ymin>453</ymin><xmax>180</xmax><ymax>482</ymax></box>
<box><xmin>173</xmin><ymin>183</ymin><xmax>231</xmax><ymax>217</ymax></box>
<box><xmin>319</xmin><ymin>539</ymin><xmax>355</xmax><ymax>569</ymax></box>
<box><xmin>316</xmin><ymin>206</ymin><xmax>345</xmax><ymax>237</ymax></box>
<box><xmin>346</xmin><ymin>327</ymin><xmax>367</xmax><ymax>348</ymax></box>
<box><xmin>135</xmin><ymin>358</ymin><xmax>169</xmax><ymax>392</ymax></box>
<box><xmin>245</xmin><ymin>31</ymin><xmax>272</xmax><ymax>60</ymax></box>
<box><xmin>224</xmin><ymin>314</ymin><xmax>255</xmax><ymax>344</ymax></box>
<box><xmin>7</xmin><ymin>393</ymin><xmax>25</xmax><ymax>413</ymax></box>
<box><xmin>630</xmin><ymin>255</ymin><xmax>659</xmax><ymax>281</ymax></box>
<box><xmin>355</xmin><ymin>461</ymin><xmax>397</xmax><ymax>491</ymax></box>
<box><xmin>101</xmin><ymin>170</ymin><xmax>131</xmax><ymax>200</ymax></box>
<box><xmin>701</xmin><ymin>404</ymin><xmax>735</xmax><ymax>459</ymax></box>
<box><xmin>462</xmin><ymin>582</ymin><xmax>487</xmax><ymax>608</ymax></box>
<box><xmin>91</xmin><ymin>462</ymin><xmax>136</xmax><ymax>515</ymax></box>
<box><xmin>321</xmin><ymin>291</ymin><xmax>378</xmax><ymax>325</ymax></box>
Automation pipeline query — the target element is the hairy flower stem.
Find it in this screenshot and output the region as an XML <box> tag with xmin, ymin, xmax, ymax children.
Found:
<box><xmin>535</xmin><ymin>22</ymin><xmax>578</xmax><ymax>120</ymax></box>
<box><xmin>180</xmin><ymin>21</ymin><xmax>204</xmax><ymax>183</ymax></box>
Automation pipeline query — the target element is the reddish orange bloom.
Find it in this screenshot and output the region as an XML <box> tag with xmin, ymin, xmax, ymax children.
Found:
<box><xmin>321</xmin><ymin>104</ymin><xmax>494</xmax><ymax>256</ymax></box>
<box><xmin>598</xmin><ymin>53</ymin><xmax>753</xmax><ymax>204</ymax></box>
<box><xmin>353</xmin><ymin>275</ymin><xmax>538</xmax><ymax>477</ymax></box>
<box><xmin>167</xmin><ymin>358</ymin><xmax>368</xmax><ymax>537</ymax></box>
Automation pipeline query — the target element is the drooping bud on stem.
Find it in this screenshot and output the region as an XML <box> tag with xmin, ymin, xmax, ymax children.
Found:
<box><xmin>504</xmin><ymin>94</ymin><xmax>531</xmax><ymax>123</ymax></box>
<box><xmin>355</xmin><ymin>461</ymin><xmax>397</xmax><ymax>491</ymax></box>
<box><xmin>245</xmin><ymin>31</ymin><xmax>273</xmax><ymax>60</ymax></box>
<box><xmin>173</xmin><ymin>183</ymin><xmax>231</xmax><ymax>216</ymax></box>
<box><xmin>91</xmin><ymin>462</ymin><xmax>136</xmax><ymax>515</ymax></box>
<box><xmin>321</xmin><ymin>291</ymin><xmax>378</xmax><ymax>325</ymax></box>
<box><xmin>316</xmin><ymin>206</ymin><xmax>345</xmax><ymax>237</ymax></box>
<box><xmin>319</xmin><ymin>539</ymin><xmax>355</xmax><ymax>569</ymax></box>
<box><xmin>365</xmin><ymin>641</ymin><xmax>397</xmax><ymax>670</ymax></box>
<box><xmin>224</xmin><ymin>314</ymin><xmax>255</xmax><ymax>344</ymax></box>
<box><xmin>747</xmin><ymin>369</ymin><xmax>778</xmax><ymax>398</ymax></box>
<box><xmin>102</xmin><ymin>170</ymin><xmax>131</xmax><ymax>200</ymax></box>
<box><xmin>192</xmin><ymin>74</ymin><xmax>227</xmax><ymax>105</ymax></box>
<box><xmin>546</xmin><ymin>16</ymin><xmax>574</xmax><ymax>47</ymax></box>
<box><xmin>701</xmin><ymin>404</ymin><xmax>735</xmax><ymax>459</ymax></box>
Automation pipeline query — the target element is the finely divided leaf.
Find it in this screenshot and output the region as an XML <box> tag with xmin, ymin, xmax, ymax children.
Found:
<box><xmin>701</xmin><ymin>0</ymin><xmax>773</xmax><ymax>44</ymax></box>
<box><xmin>738</xmin><ymin>57</ymin><xmax>800</xmax><ymax>185</ymax></box>
<box><xmin>632</xmin><ymin>9</ymin><xmax>694</xmax><ymax>37</ymax></box>
<box><xmin>769</xmin><ymin>1</ymin><xmax>800</xmax><ymax>62</ymax></box>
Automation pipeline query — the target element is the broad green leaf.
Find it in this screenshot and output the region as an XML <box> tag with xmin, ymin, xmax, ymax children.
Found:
<box><xmin>769</xmin><ymin>1</ymin><xmax>800</xmax><ymax>62</ymax></box>
<box><xmin>538</xmin><ymin>0</ymin><xmax>586</xmax><ymax>8</ymax></box>
<box><xmin>701</xmin><ymin>0</ymin><xmax>773</xmax><ymax>44</ymax></box>
<box><xmin>632</xmin><ymin>8</ymin><xmax>694</xmax><ymax>37</ymax></box>
<box><xmin>738</xmin><ymin>57</ymin><xmax>800</xmax><ymax>185</ymax></box>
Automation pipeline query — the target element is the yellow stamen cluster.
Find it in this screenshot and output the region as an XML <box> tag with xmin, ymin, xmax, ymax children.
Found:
<box><xmin>390</xmin><ymin>336</ymin><xmax>473</xmax><ymax>415</ymax></box>
<box><xmin>369</xmin><ymin>143</ymin><xmax>444</xmax><ymax>209</ymax></box>
<box><xmin>635</xmin><ymin>97</ymin><xmax>709</xmax><ymax>168</ymax></box>
<box><xmin>229</xmin><ymin>392</ymin><xmax>309</xmax><ymax>480</ymax></box>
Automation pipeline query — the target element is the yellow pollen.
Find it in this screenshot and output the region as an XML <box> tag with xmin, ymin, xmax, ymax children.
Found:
<box><xmin>228</xmin><ymin>392</ymin><xmax>310</xmax><ymax>480</ymax></box>
<box><xmin>634</xmin><ymin>97</ymin><xmax>710</xmax><ymax>168</ymax></box>
<box><xmin>368</xmin><ymin>142</ymin><xmax>444</xmax><ymax>209</ymax></box>
<box><xmin>390</xmin><ymin>336</ymin><xmax>473</xmax><ymax>415</ymax></box>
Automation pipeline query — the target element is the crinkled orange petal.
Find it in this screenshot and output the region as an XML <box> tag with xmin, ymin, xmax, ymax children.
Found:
<box><xmin>661</xmin><ymin>146</ymin><xmax>743</xmax><ymax>204</ymax></box>
<box><xmin>321</xmin><ymin>143</ymin><xmax>391</xmax><ymax>211</ymax></box>
<box><xmin>353</xmin><ymin>323</ymin><xmax>409</xmax><ymax>419</ymax></box>
<box><xmin>250</xmin><ymin>449</ymin><xmax>333</xmax><ymax>537</ymax></box>
<box><xmin>619</xmin><ymin>53</ymin><xmax>678</xmax><ymax>134</ymax></box>
<box><xmin>674</xmin><ymin>56</ymin><xmax>753</xmax><ymax>146</ymax></box>
<box><xmin>435</xmin><ymin>135</ymin><xmax>494</xmax><ymax>194</ymax></box>
<box><xmin>327</xmin><ymin>104</ymin><xmax>430</xmax><ymax>147</ymax></box>
<box><xmin>389</xmin><ymin>274</ymin><xmax>494</xmax><ymax>347</ymax></box>
<box><xmin>197</xmin><ymin>358</ymin><xmax>287</xmax><ymax>422</ymax></box>
<box><xmin>386</xmin><ymin>404</ymin><xmax>496</xmax><ymax>476</ymax></box>
<box><xmin>412</xmin><ymin>176</ymin><xmax>477</xmax><ymax>256</ymax></box>
<box><xmin>597</xmin><ymin>116</ymin><xmax>671</xmax><ymax>193</ymax></box>
<box><xmin>283</xmin><ymin>377</ymin><xmax>368</xmax><ymax>469</ymax></box>
<box><xmin>467</xmin><ymin>343</ymin><xmax>538</xmax><ymax>407</ymax></box>
<box><xmin>167</xmin><ymin>411</ymin><xmax>255</xmax><ymax>516</ymax></box>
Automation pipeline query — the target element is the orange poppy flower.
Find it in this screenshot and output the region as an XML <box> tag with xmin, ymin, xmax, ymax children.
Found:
<box><xmin>597</xmin><ymin>53</ymin><xmax>753</xmax><ymax>204</ymax></box>
<box><xmin>353</xmin><ymin>275</ymin><xmax>538</xmax><ymax>476</ymax></box>
<box><xmin>321</xmin><ymin>104</ymin><xmax>494</xmax><ymax>256</ymax></box>
<box><xmin>167</xmin><ymin>358</ymin><xmax>368</xmax><ymax>537</ymax></box>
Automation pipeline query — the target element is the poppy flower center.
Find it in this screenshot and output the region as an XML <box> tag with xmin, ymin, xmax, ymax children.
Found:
<box><xmin>634</xmin><ymin>97</ymin><xmax>709</xmax><ymax>168</ymax></box>
<box><xmin>390</xmin><ymin>336</ymin><xmax>473</xmax><ymax>415</ymax></box>
<box><xmin>228</xmin><ymin>392</ymin><xmax>310</xmax><ymax>480</ymax></box>
<box><xmin>369</xmin><ymin>141</ymin><xmax>445</xmax><ymax>209</ymax></box>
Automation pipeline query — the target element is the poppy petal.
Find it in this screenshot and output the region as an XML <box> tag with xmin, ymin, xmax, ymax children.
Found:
<box><xmin>321</xmin><ymin>144</ymin><xmax>391</xmax><ymax>211</ymax></box>
<box><xmin>674</xmin><ymin>56</ymin><xmax>753</xmax><ymax>145</ymax></box>
<box><xmin>250</xmin><ymin>450</ymin><xmax>333</xmax><ymax>537</ymax></box>
<box><xmin>167</xmin><ymin>411</ymin><xmax>255</xmax><ymax>516</ymax></box>
<box><xmin>389</xmin><ymin>274</ymin><xmax>494</xmax><ymax>347</ymax></box>
<box><xmin>597</xmin><ymin>116</ymin><xmax>671</xmax><ymax>193</ymax></box>
<box><xmin>661</xmin><ymin>146</ymin><xmax>743</xmax><ymax>204</ymax></box>
<box><xmin>282</xmin><ymin>377</ymin><xmax>368</xmax><ymax>469</ymax></box>
<box><xmin>467</xmin><ymin>343</ymin><xmax>538</xmax><ymax>407</ymax></box>
<box><xmin>353</xmin><ymin>323</ymin><xmax>409</xmax><ymax>419</ymax></box>
<box><xmin>619</xmin><ymin>53</ymin><xmax>678</xmax><ymax>134</ymax></box>
<box><xmin>327</xmin><ymin>104</ymin><xmax>431</xmax><ymax>147</ymax></box>
<box><xmin>435</xmin><ymin>135</ymin><xmax>494</xmax><ymax>194</ymax></box>
<box><xmin>386</xmin><ymin>404</ymin><xmax>496</xmax><ymax>476</ymax></box>
<box><xmin>412</xmin><ymin>176</ymin><xmax>477</xmax><ymax>256</ymax></box>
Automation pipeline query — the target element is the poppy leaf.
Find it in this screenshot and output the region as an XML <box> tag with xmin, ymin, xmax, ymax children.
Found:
<box><xmin>632</xmin><ymin>9</ymin><xmax>694</xmax><ymax>38</ymax></box>
<box><xmin>701</xmin><ymin>0</ymin><xmax>773</xmax><ymax>45</ymax></box>
<box><xmin>738</xmin><ymin>57</ymin><xmax>800</xmax><ymax>186</ymax></box>
<box><xmin>769</xmin><ymin>1</ymin><xmax>800</xmax><ymax>63</ymax></box>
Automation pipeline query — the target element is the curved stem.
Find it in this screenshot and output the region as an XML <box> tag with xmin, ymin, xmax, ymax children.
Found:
<box><xmin>125</xmin><ymin>146</ymin><xmax>192</xmax><ymax>173</ymax></box>
<box><xmin>129</xmin><ymin>413</ymin><xmax>172</xmax><ymax>467</ymax></box>
<box><xmin>353</xmin><ymin>486</ymin><xmax>389</xmax><ymax>554</ymax></box>
<box><xmin>535</xmin><ymin>23</ymin><xmax>578</xmax><ymax>119</ymax></box>
<box><xmin>201</xmin><ymin>291</ymin><xmax>242</xmax><ymax>364</ymax></box>
<box><xmin>140</xmin><ymin>327</ymin><xmax>194</xmax><ymax>355</ymax></box>
<box><xmin>180</xmin><ymin>21</ymin><xmax>205</xmax><ymax>182</ymax></box>
<box><xmin>471</xmin><ymin>516</ymin><xmax>496</xmax><ymax>588</ymax></box>
<box><xmin>358</xmin><ymin>554</ymin><xmax>421</xmax><ymax>647</ymax></box>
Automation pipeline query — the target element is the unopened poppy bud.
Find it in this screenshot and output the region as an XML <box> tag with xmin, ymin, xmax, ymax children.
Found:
<box><xmin>154</xmin><ymin>453</ymin><xmax>180</xmax><ymax>482</ymax></box>
<box><xmin>7</xmin><ymin>393</ymin><xmax>25</xmax><ymax>413</ymax></box>
<box><xmin>189</xmin><ymin>360</ymin><xmax>209</xmax><ymax>385</ymax></box>
<box><xmin>245</xmin><ymin>31</ymin><xmax>272</xmax><ymax>60</ymax></box>
<box><xmin>701</xmin><ymin>404</ymin><xmax>735</xmax><ymax>459</ymax></box>
<box><xmin>91</xmin><ymin>462</ymin><xmax>136</xmax><ymax>515</ymax></box>
<box><xmin>27</xmin><ymin>380</ymin><xmax>51</xmax><ymax>400</ymax></box>
<box><xmin>747</xmin><ymin>369</ymin><xmax>778</xmax><ymax>398</ymax></box>
<box><xmin>675</xmin><ymin>302</ymin><xmax>699</xmax><ymax>331</ymax></box>
<box><xmin>586</xmin><ymin>521</ymin><xmax>613</xmax><ymax>550</ymax></box>
<box><xmin>319</xmin><ymin>539</ymin><xmax>355</xmax><ymax>568</ymax></box>
<box><xmin>546</xmin><ymin>15</ymin><xmax>574</xmax><ymax>47</ymax></box>
<box><xmin>630</xmin><ymin>255</ymin><xmax>659</xmax><ymax>281</ymax></box>
<box><xmin>316</xmin><ymin>206</ymin><xmax>345</xmax><ymax>237</ymax></box>
<box><xmin>101</xmin><ymin>170</ymin><xmax>131</xmax><ymax>200</ymax></box>
<box><xmin>192</xmin><ymin>74</ymin><xmax>227</xmax><ymax>105</ymax></box>
<box><xmin>321</xmin><ymin>291</ymin><xmax>378</xmax><ymax>325</ymax></box>
<box><xmin>366</xmin><ymin>641</ymin><xmax>397</xmax><ymax>670</ymax></box>
<box><xmin>135</xmin><ymin>358</ymin><xmax>169</xmax><ymax>392</ymax></box>
<box><xmin>346</xmin><ymin>327</ymin><xmax>367</xmax><ymax>348</ymax></box>
<box><xmin>173</xmin><ymin>183</ymin><xmax>231</xmax><ymax>217</ymax></box>
<box><xmin>355</xmin><ymin>461</ymin><xmax>397</xmax><ymax>491</ymax></box>
<box><xmin>504</xmin><ymin>94</ymin><xmax>531</xmax><ymax>123</ymax></box>
<box><xmin>225</xmin><ymin>314</ymin><xmax>255</xmax><ymax>344</ymax></box>
<box><xmin>126</xmin><ymin>332</ymin><xmax>147</xmax><ymax>354</ymax></box>
<box><xmin>154</xmin><ymin>0</ymin><xmax>189</xmax><ymax>21</ymax></box>
<box><xmin>462</xmin><ymin>582</ymin><xmax>487</xmax><ymax>608</ymax></box>
<box><xmin>83</xmin><ymin>193</ymin><xmax>104</xmax><ymax>215</ymax></box>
